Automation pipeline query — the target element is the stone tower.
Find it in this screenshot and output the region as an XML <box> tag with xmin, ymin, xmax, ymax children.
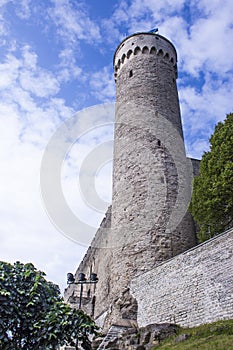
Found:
<box><xmin>65</xmin><ymin>32</ymin><xmax>198</xmax><ymax>330</ymax></box>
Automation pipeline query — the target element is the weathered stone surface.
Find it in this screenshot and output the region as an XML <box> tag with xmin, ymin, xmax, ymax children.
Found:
<box><xmin>65</xmin><ymin>33</ymin><xmax>197</xmax><ymax>330</ymax></box>
<box><xmin>92</xmin><ymin>337</ymin><xmax>105</xmax><ymax>350</ymax></box>
<box><xmin>131</xmin><ymin>228</ymin><xmax>233</xmax><ymax>328</ymax></box>
<box><xmin>64</xmin><ymin>206</ymin><xmax>113</xmax><ymax>321</ymax></box>
<box><xmin>94</xmin><ymin>323</ymin><xmax>178</xmax><ymax>350</ymax></box>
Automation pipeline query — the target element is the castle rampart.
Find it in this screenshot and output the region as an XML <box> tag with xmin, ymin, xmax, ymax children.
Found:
<box><xmin>131</xmin><ymin>228</ymin><xmax>233</xmax><ymax>328</ymax></box>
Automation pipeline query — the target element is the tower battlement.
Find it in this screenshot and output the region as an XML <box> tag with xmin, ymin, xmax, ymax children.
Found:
<box><xmin>114</xmin><ymin>33</ymin><xmax>178</xmax><ymax>79</ymax></box>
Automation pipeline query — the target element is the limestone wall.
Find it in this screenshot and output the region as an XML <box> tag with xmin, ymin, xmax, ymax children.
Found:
<box><xmin>64</xmin><ymin>207</ymin><xmax>113</xmax><ymax>321</ymax></box>
<box><xmin>109</xmin><ymin>33</ymin><xmax>197</xmax><ymax>321</ymax></box>
<box><xmin>65</xmin><ymin>33</ymin><xmax>200</xmax><ymax>330</ymax></box>
<box><xmin>131</xmin><ymin>228</ymin><xmax>233</xmax><ymax>328</ymax></box>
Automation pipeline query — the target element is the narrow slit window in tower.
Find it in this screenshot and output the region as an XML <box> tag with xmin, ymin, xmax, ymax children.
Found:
<box><xmin>129</xmin><ymin>70</ymin><xmax>133</xmax><ymax>77</ymax></box>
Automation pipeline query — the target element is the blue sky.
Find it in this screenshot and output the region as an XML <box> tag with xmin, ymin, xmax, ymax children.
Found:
<box><xmin>0</xmin><ymin>0</ymin><xmax>232</xmax><ymax>292</ymax></box>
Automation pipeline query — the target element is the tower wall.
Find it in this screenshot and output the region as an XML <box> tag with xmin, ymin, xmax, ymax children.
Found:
<box><xmin>102</xmin><ymin>33</ymin><xmax>197</xmax><ymax>327</ymax></box>
<box><xmin>114</xmin><ymin>33</ymin><xmax>182</xmax><ymax>137</ymax></box>
<box><xmin>111</xmin><ymin>32</ymin><xmax>196</xmax><ymax>259</ymax></box>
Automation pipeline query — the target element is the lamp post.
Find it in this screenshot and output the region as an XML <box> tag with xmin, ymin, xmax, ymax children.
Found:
<box><xmin>67</xmin><ymin>272</ymin><xmax>98</xmax><ymax>309</ymax></box>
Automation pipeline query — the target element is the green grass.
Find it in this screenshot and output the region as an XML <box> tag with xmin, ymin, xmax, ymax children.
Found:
<box><xmin>153</xmin><ymin>319</ymin><xmax>233</xmax><ymax>350</ymax></box>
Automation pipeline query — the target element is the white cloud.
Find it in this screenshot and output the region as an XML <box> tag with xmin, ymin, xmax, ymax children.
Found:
<box><xmin>49</xmin><ymin>0</ymin><xmax>101</xmax><ymax>46</ymax></box>
<box><xmin>159</xmin><ymin>0</ymin><xmax>233</xmax><ymax>158</ymax></box>
<box><xmin>178</xmin><ymin>12</ymin><xmax>233</xmax><ymax>76</ymax></box>
<box><xmin>193</xmin><ymin>0</ymin><xmax>233</xmax><ymax>16</ymax></box>
<box><xmin>0</xmin><ymin>104</ymin><xmax>87</xmax><ymax>290</ymax></box>
<box><xmin>21</xmin><ymin>45</ymin><xmax>38</xmax><ymax>68</ymax></box>
<box><xmin>57</xmin><ymin>48</ymin><xmax>83</xmax><ymax>83</ymax></box>
<box><xmin>0</xmin><ymin>29</ymin><xmax>81</xmax><ymax>290</ymax></box>
<box><xmin>0</xmin><ymin>0</ymin><xmax>10</xmax><ymax>6</ymax></box>
<box><xmin>132</xmin><ymin>0</ymin><xmax>185</xmax><ymax>16</ymax></box>
<box><xmin>19</xmin><ymin>69</ymin><xmax>59</xmax><ymax>98</ymax></box>
<box><xmin>89</xmin><ymin>65</ymin><xmax>116</xmax><ymax>102</ymax></box>
<box><xmin>0</xmin><ymin>43</ymin><xmax>75</xmax><ymax>143</ymax></box>
<box><xmin>180</xmin><ymin>72</ymin><xmax>233</xmax><ymax>158</ymax></box>
<box><xmin>14</xmin><ymin>0</ymin><xmax>31</xmax><ymax>19</ymax></box>
<box><xmin>18</xmin><ymin>46</ymin><xmax>60</xmax><ymax>98</ymax></box>
<box><xmin>0</xmin><ymin>54</ymin><xmax>20</xmax><ymax>88</ymax></box>
<box><xmin>101</xmin><ymin>0</ymin><xmax>186</xmax><ymax>39</ymax></box>
<box><xmin>187</xmin><ymin>138</ymin><xmax>210</xmax><ymax>159</ymax></box>
<box><xmin>61</xmin><ymin>121</ymin><xmax>114</xmax><ymax>225</ymax></box>
<box><xmin>180</xmin><ymin>3</ymin><xmax>232</xmax><ymax>74</ymax></box>
<box><xmin>0</xmin><ymin>41</ymin><xmax>114</xmax><ymax>289</ymax></box>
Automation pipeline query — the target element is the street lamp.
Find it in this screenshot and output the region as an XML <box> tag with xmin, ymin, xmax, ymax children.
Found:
<box><xmin>67</xmin><ymin>272</ymin><xmax>98</xmax><ymax>309</ymax></box>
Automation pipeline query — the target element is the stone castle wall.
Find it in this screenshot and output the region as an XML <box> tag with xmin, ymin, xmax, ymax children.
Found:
<box><xmin>64</xmin><ymin>207</ymin><xmax>113</xmax><ymax>321</ymax></box>
<box><xmin>65</xmin><ymin>33</ymin><xmax>199</xmax><ymax>330</ymax></box>
<box><xmin>64</xmin><ymin>156</ymin><xmax>199</xmax><ymax>329</ymax></box>
<box><xmin>64</xmin><ymin>34</ymin><xmax>233</xmax><ymax>334</ymax></box>
<box><xmin>131</xmin><ymin>228</ymin><xmax>233</xmax><ymax>328</ymax></box>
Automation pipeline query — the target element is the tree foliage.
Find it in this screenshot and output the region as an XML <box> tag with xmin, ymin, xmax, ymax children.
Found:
<box><xmin>190</xmin><ymin>113</ymin><xmax>233</xmax><ymax>242</ymax></box>
<box><xmin>0</xmin><ymin>261</ymin><xmax>98</xmax><ymax>350</ymax></box>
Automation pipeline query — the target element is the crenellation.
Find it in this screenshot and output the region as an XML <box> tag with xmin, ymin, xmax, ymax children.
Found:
<box><xmin>114</xmin><ymin>33</ymin><xmax>177</xmax><ymax>79</ymax></box>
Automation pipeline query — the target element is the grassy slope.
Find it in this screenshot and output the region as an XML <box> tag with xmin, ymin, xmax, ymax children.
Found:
<box><xmin>154</xmin><ymin>319</ymin><xmax>233</xmax><ymax>350</ymax></box>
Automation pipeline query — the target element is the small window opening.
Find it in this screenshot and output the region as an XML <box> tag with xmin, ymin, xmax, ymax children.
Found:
<box><xmin>158</xmin><ymin>49</ymin><xmax>163</xmax><ymax>57</ymax></box>
<box><xmin>129</xmin><ymin>70</ymin><xmax>133</xmax><ymax>77</ymax></box>
<box><xmin>127</xmin><ymin>49</ymin><xmax>133</xmax><ymax>58</ymax></box>
<box><xmin>158</xmin><ymin>140</ymin><xmax>161</xmax><ymax>146</ymax></box>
